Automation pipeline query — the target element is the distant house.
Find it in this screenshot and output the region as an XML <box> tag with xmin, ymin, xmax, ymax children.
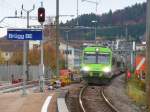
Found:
<box><xmin>0</xmin><ymin>38</ymin><xmax>23</xmax><ymax>62</ymax></box>
<box><xmin>136</xmin><ymin>44</ymin><xmax>146</xmax><ymax>51</ymax></box>
<box><xmin>59</xmin><ymin>42</ymin><xmax>81</xmax><ymax>70</ymax></box>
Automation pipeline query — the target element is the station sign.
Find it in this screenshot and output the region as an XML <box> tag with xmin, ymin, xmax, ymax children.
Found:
<box><xmin>7</xmin><ymin>29</ymin><xmax>42</xmax><ymax>40</ymax></box>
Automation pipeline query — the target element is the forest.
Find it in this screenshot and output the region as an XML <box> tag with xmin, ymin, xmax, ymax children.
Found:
<box><xmin>60</xmin><ymin>2</ymin><xmax>146</xmax><ymax>41</ymax></box>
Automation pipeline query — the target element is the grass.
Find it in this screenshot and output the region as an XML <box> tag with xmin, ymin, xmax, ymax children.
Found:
<box><xmin>127</xmin><ymin>74</ymin><xmax>146</xmax><ymax>105</ymax></box>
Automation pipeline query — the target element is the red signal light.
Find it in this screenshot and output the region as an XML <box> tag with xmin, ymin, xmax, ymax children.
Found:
<box><xmin>38</xmin><ymin>7</ymin><xmax>45</xmax><ymax>22</ymax></box>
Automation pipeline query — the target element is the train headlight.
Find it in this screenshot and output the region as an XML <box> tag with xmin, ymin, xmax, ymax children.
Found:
<box><xmin>96</xmin><ymin>48</ymin><xmax>99</xmax><ymax>52</ymax></box>
<box><xmin>81</xmin><ymin>66</ymin><xmax>90</xmax><ymax>72</ymax></box>
<box><xmin>103</xmin><ymin>67</ymin><xmax>111</xmax><ymax>73</ymax></box>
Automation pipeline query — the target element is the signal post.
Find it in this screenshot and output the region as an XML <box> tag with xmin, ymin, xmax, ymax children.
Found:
<box><xmin>38</xmin><ymin>3</ymin><xmax>45</xmax><ymax>92</ymax></box>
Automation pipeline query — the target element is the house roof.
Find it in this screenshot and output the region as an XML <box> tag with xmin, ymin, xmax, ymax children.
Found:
<box><xmin>0</xmin><ymin>37</ymin><xmax>23</xmax><ymax>52</ymax></box>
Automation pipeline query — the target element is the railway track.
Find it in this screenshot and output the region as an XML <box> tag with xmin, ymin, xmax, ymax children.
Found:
<box><xmin>79</xmin><ymin>85</ymin><xmax>119</xmax><ymax>112</ymax></box>
<box><xmin>0</xmin><ymin>80</ymin><xmax>39</xmax><ymax>93</ymax></box>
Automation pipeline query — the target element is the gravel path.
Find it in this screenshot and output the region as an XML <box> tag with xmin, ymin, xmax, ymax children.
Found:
<box><xmin>104</xmin><ymin>74</ymin><xmax>142</xmax><ymax>112</ymax></box>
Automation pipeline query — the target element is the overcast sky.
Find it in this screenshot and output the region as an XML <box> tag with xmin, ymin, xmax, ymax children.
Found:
<box><xmin>0</xmin><ymin>0</ymin><xmax>146</xmax><ymax>23</ymax></box>
<box><xmin>0</xmin><ymin>0</ymin><xmax>147</xmax><ymax>37</ymax></box>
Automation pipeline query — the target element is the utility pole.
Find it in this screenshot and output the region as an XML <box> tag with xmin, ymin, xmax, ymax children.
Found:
<box><xmin>56</xmin><ymin>0</ymin><xmax>60</xmax><ymax>77</ymax></box>
<box><xmin>125</xmin><ymin>24</ymin><xmax>128</xmax><ymax>41</ymax></box>
<box><xmin>65</xmin><ymin>31</ymin><xmax>70</xmax><ymax>69</ymax></box>
<box><xmin>146</xmin><ymin>0</ymin><xmax>150</xmax><ymax>110</ymax></box>
<box><xmin>77</xmin><ymin>0</ymin><xmax>79</xmax><ymax>25</ymax></box>
<box><xmin>22</xmin><ymin>39</ymin><xmax>27</xmax><ymax>96</ymax></box>
<box><xmin>92</xmin><ymin>20</ymin><xmax>97</xmax><ymax>42</ymax></box>
<box><xmin>131</xmin><ymin>41</ymin><xmax>135</xmax><ymax>72</ymax></box>
<box><xmin>21</xmin><ymin>4</ymin><xmax>35</xmax><ymax>95</ymax></box>
<box><xmin>125</xmin><ymin>24</ymin><xmax>133</xmax><ymax>72</ymax></box>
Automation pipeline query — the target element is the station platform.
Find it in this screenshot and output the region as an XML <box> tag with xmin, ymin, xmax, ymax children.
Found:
<box><xmin>0</xmin><ymin>91</ymin><xmax>56</xmax><ymax>112</ymax></box>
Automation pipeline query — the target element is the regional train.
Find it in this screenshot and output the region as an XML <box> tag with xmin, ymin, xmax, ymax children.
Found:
<box><xmin>80</xmin><ymin>44</ymin><xmax>125</xmax><ymax>84</ymax></box>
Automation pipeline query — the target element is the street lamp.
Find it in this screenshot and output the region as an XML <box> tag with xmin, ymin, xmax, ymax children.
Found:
<box><xmin>92</xmin><ymin>20</ymin><xmax>97</xmax><ymax>42</ymax></box>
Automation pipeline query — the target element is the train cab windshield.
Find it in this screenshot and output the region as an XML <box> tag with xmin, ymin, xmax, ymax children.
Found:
<box><xmin>98</xmin><ymin>54</ymin><xmax>110</xmax><ymax>64</ymax></box>
<box><xmin>84</xmin><ymin>54</ymin><xmax>96</xmax><ymax>64</ymax></box>
<box><xmin>84</xmin><ymin>53</ymin><xmax>110</xmax><ymax>64</ymax></box>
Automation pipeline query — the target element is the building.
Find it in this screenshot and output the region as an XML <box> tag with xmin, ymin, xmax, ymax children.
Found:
<box><xmin>0</xmin><ymin>38</ymin><xmax>23</xmax><ymax>63</ymax></box>
<box><xmin>59</xmin><ymin>42</ymin><xmax>81</xmax><ymax>70</ymax></box>
<box><xmin>136</xmin><ymin>44</ymin><xmax>146</xmax><ymax>51</ymax></box>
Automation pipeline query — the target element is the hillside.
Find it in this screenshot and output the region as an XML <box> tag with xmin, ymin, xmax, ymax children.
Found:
<box><xmin>61</xmin><ymin>2</ymin><xmax>146</xmax><ymax>41</ymax></box>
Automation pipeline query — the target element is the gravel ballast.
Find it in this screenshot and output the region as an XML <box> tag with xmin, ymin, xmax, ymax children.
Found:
<box><xmin>104</xmin><ymin>74</ymin><xmax>142</xmax><ymax>112</ymax></box>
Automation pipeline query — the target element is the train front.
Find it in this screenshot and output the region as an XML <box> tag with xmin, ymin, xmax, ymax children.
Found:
<box><xmin>80</xmin><ymin>46</ymin><xmax>112</xmax><ymax>84</ymax></box>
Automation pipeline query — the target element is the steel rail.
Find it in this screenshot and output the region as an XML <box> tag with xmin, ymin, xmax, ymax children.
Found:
<box><xmin>0</xmin><ymin>80</ymin><xmax>38</xmax><ymax>92</ymax></box>
<box><xmin>101</xmin><ymin>87</ymin><xmax>120</xmax><ymax>112</ymax></box>
<box><xmin>79</xmin><ymin>85</ymin><xmax>88</xmax><ymax>112</ymax></box>
<box><xmin>79</xmin><ymin>85</ymin><xmax>120</xmax><ymax>112</ymax></box>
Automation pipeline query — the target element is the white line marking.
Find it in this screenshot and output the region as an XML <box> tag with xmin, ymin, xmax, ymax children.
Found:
<box><xmin>41</xmin><ymin>96</ymin><xmax>52</xmax><ymax>112</ymax></box>
<box><xmin>57</xmin><ymin>98</ymin><xmax>69</xmax><ymax>112</ymax></box>
<box><xmin>136</xmin><ymin>57</ymin><xmax>145</xmax><ymax>70</ymax></box>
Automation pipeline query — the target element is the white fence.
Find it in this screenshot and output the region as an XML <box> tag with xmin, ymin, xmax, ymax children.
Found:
<box><xmin>0</xmin><ymin>65</ymin><xmax>51</xmax><ymax>81</ymax></box>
